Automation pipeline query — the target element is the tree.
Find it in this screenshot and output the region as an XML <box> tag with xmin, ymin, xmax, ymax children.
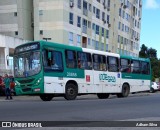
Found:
<box><xmin>150</xmin><ymin>58</ymin><xmax>160</xmax><ymax>81</ymax></box>
<box><xmin>147</xmin><ymin>48</ymin><xmax>157</xmax><ymax>59</ymax></box>
<box><xmin>139</xmin><ymin>44</ymin><xmax>159</xmax><ymax>81</ymax></box>
<box><xmin>139</xmin><ymin>44</ymin><xmax>148</xmax><ymax>58</ymax></box>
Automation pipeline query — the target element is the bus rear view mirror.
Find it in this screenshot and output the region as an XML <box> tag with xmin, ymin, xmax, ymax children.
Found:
<box><xmin>48</xmin><ymin>52</ymin><xmax>51</xmax><ymax>59</ymax></box>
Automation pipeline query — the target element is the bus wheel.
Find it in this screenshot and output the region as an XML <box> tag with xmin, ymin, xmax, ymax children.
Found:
<box><xmin>40</xmin><ymin>94</ymin><xmax>54</xmax><ymax>101</ymax></box>
<box><xmin>97</xmin><ymin>93</ymin><xmax>110</xmax><ymax>99</ymax></box>
<box><xmin>64</xmin><ymin>83</ymin><xmax>78</xmax><ymax>100</ymax></box>
<box><xmin>150</xmin><ymin>88</ymin><xmax>155</xmax><ymax>93</ymax></box>
<box><xmin>117</xmin><ymin>84</ymin><xmax>130</xmax><ymax>98</ymax></box>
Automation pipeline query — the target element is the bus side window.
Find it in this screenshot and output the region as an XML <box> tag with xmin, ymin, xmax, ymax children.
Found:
<box><xmin>93</xmin><ymin>54</ymin><xmax>106</xmax><ymax>71</ymax></box>
<box><xmin>141</xmin><ymin>62</ymin><xmax>150</xmax><ymax>75</ymax></box>
<box><xmin>107</xmin><ymin>56</ymin><xmax>119</xmax><ymax>72</ymax></box>
<box><xmin>86</xmin><ymin>53</ymin><xmax>92</xmax><ymax>70</ymax></box>
<box><xmin>65</xmin><ymin>50</ymin><xmax>77</xmax><ymax>68</ymax></box>
<box><xmin>131</xmin><ymin>60</ymin><xmax>140</xmax><ymax>74</ymax></box>
<box><xmin>99</xmin><ymin>55</ymin><xmax>106</xmax><ymax>71</ymax></box>
<box><xmin>93</xmin><ymin>54</ymin><xmax>100</xmax><ymax>70</ymax></box>
<box><xmin>43</xmin><ymin>50</ymin><xmax>52</xmax><ymax>67</ymax></box>
<box><xmin>77</xmin><ymin>52</ymin><xmax>92</xmax><ymax>70</ymax></box>
<box><xmin>120</xmin><ymin>58</ymin><xmax>130</xmax><ymax>73</ymax></box>
<box><xmin>43</xmin><ymin>49</ymin><xmax>63</xmax><ymax>71</ymax></box>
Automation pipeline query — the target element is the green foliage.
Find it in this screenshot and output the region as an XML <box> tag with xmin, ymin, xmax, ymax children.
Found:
<box><xmin>139</xmin><ymin>44</ymin><xmax>159</xmax><ymax>81</ymax></box>
<box><xmin>139</xmin><ymin>44</ymin><xmax>148</xmax><ymax>58</ymax></box>
<box><xmin>139</xmin><ymin>44</ymin><xmax>157</xmax><ymax>58</ymax></box>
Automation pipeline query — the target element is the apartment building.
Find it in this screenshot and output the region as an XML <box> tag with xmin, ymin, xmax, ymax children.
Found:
<box><xmin>34</xmin><ymin>0</ymin><xmax>110</xmax><ymax>52</ymax></box>
<box><xmin>0</xmin><ymin>0</ymin><xmax>33</xmax><ymax>40</ymax></box>
<box><xmin>0</xmin><ymin>0</ymin><xmax>142</xmax><ymax>57</ymax></box>
<box><xmin>34</xmin><ymin>0</ymin><xmax>142</xmax><ymax>57</ymax></box>
<box><xmin>116</xmin><ymin>0</ymin><xmax>142</xmax><ymax>57</ymax></box>
<box><xmin>0</xmin><ymin>0</ymin><xmax>32</xmax><ymax>74</ymax></box>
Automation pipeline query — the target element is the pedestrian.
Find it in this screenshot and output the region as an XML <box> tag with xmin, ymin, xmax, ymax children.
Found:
<box><xmin>0</xmin><ymin>75</ymin><xmax>3</xmax><ymax>96</ymax></box>
<box><xmin>3</xmin><ymin>74</ymin><xmax>12</xmax><ymax>100</ymax></box>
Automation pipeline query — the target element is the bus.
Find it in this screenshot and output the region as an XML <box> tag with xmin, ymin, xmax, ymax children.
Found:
<box><xmin>14</xmin><ymin>41</ymin><xmax>151</xmax><ymax>101</ymax></box>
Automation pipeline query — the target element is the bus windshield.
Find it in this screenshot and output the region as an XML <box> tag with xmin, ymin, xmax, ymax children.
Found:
<box><xmin>14</xmin><ymin>51</ymin><xmax>41</xmax><ymax>78</ymax></box>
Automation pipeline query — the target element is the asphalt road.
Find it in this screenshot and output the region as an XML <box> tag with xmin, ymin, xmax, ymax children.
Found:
<box><xmin>0</xmin><ymin>92</ymin><xmax>160</xmax><ymax>122</ymax></box>
<box><xmin>1</xmin><ymin>93</ymin><xmax>160</xmax><ymax>129</ymax></box>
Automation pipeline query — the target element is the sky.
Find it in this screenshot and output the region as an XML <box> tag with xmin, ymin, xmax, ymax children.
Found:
<box><xmin>141</xmin><ymin>0</ymin><xmax>160</xmax><ymax>58</ymax></box>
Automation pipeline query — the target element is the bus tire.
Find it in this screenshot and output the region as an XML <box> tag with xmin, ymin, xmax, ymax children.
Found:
<box><xmin>97</xmin><ymin>93</ymin><xmax>110</xmax><ymax>99</ymax></box>
<box><xmin>117</xmin><ymin>84</ymin><xmax>130</xmax><ymax>98</ymax></box>
<box><xmin>64</xmin><ymin>83</ymin><xmax>78</xmax><ymax>100</ymax></box>
<box><xmin>150</xmin><ymin>88</ymin><xmax>155</xmax><ymax>93</ymax></box>
<box><xmin>40</xmin><ymin>94</ymin><xmax>54</xmax><ymax>101</ymax></box>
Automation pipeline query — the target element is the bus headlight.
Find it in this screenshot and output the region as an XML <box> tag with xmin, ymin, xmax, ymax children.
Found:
<box><xmin>15</xmin><ymin>81</ymin><xmax>20</xmax><ymax>86</ymax></box>
<box><xmin>35</xmin><ymin>78</ymin><xmax>42</xmax><ymax>85</ymax></box>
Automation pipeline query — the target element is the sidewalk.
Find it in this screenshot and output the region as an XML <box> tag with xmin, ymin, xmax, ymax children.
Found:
<box><xmin>0</xmin><ymin>92</ymin><xmax>154</xmax><ymax>102</ymax></box>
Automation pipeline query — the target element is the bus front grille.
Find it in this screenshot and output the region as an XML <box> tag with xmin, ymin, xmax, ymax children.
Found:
<box><xmin>18</xmin><ymin>79</ymin><xmax>35</xmax><ymax>84</ymax></box>
<box><xmin>22</xmin><ymin>88</ymin><xmax>32</xmax><ymax>92</ymax></box>
<box><xmin>21</xmin><ymin>84</ymin><xmax>33</xmax><ymax>87</ymax></box>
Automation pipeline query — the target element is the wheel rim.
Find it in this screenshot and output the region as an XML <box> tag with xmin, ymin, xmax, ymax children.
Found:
<box><xmin>67</xmin><ymin>88</ymin><xmax>75</xmax><ymax>96</ymax></box>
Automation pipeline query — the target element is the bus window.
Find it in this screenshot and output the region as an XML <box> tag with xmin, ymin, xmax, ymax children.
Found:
<box><xmin>44</xmin><ymin>49</ymin><xmax>63</xmax><ymax>71</ymax></box>
<box><xmin>93</xmin><ymin>54</ymin><xmax>99</xmax><ymax>70</ymax></box>
<box><xmin>99</xmin><ymin>55</ymin><xmax>106</xmax><ymax>71</ymax></box>
<box><xmin>77</xmin><ymin>52</ymin><xmax>92</xmax><ymax>70</ymax></box>
<box><xmin>93</xmin><ymin>54</ymin><xmax>106</xmax><ymax>71</ymax></box>
<box><xmin>107</xmin><ymin>56</ymin><xmax>119</xmax><ymax>72</ymax></box>
<box><xmin>65</xmin><ymin>50</ymin><xmax>77</xmax><ymax>68</ymax></box>
<box><xmin>141</xmin><ymin>62</ymin><xmax>150</xmax><ymax>75</ymax></box>
<box><xmin>120</xmin><ymin>58</ymin><xmax>130</xmax><ymax>73</ymax></box>
<box><xmin>131</xmin><ymin>60</ymin><xmax>140</xmax><ymax>74</ymax></box>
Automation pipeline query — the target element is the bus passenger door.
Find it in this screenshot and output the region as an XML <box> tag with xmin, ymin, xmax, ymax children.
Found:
<box><xmin>43</xmin><ymin>48</ymin><xmax>65</xmax><ymax>94</ymax></box>
<box><xmin>77</xmin><ymin>52</ymin><xmax>94</xmax><ymax>93</ymax></box>
<box><xmin>84</xmin><ymin>70</ymin><xmax>94</xmax><ymax>93</ymax></box>
<box><xmin>103</xmin><ymin>56</ymin><xmax>121</xmax><ymax>93</ymax></box>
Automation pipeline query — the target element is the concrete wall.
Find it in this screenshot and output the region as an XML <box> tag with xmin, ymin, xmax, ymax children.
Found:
<box><xmin>0</xmin><ymin>0</ymin><xmax>33</xmax><ymax>40</ymax></box>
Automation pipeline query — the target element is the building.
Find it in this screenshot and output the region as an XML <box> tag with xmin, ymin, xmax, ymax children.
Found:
<box><xmin>0</xmin><ymin>0</ymin><xmax>142</xmax><ymax>65</ymax></box>
<box><xmin>0</xmin><ymin>0</ymin><xmax>33</xmax><ymax>41</ymax></box>
<box><xmin>34</xmin><ymin>0</ymin><xmax>142</xmax><ymax>57</ymax></box>
<box><xmin>0</xmin><ymin>34</ymin><xmax>28</xmax><ymax>75</ymax></box>
<box><xmin>115</xmin><ymin>0</ymin><xmax>142</xmax><ymax>57</ymax></box>
<box><xmin>34</xmin><ymin>0</ymin><xmax>111</xmax><ymax>51</ymax></box>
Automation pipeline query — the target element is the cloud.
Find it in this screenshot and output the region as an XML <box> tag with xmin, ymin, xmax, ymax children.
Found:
<box><xmin>145</xmin><ymin>0</ymin><xmax>160</xmax><ymax>9</ymax></box>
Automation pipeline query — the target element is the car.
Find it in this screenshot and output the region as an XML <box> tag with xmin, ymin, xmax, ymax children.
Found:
<box><xmin>150</xmin><ymin>82</ymin><xmax>160</xmax><ymax>93</ymax></box>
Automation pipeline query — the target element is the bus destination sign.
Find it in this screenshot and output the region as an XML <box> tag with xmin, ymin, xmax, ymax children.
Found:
<box><xmin>15</xmin><ymin>42</ymin><xmax>40</xmax><ymax>54</ymax></box>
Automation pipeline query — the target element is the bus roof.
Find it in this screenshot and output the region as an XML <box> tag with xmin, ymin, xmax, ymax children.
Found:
<box><xmin>15</xmin><ymin>40</ymin><xmax>82</xmax><ymax>51</ymax></box>
<box><xmin>82</xmin><ymin>48</ymin><xmax>119</xmax><ymax>57</ymax></box>
<box><xmin>39</xmin><ymin>40</ymin><xmax>82</xmax><ymax>51</ymax></box>
<box><xmin>120</xmin><ymin>55</ymin><xmax>150</xmax><ymax>62</ymax></box>
<box><xmin>39</xmin><ymin>41</ymin><xmax>119</xmax><ymax>57</ymax></box>
<box><xmin>15</xmin><ymin>41</ymin><xmax>149</xmax><ymax>62</ymax></box>
<box><xmin>15</xmin><ymin>40</ymin><xmax>120</xmax><ymax>57</ymax></box>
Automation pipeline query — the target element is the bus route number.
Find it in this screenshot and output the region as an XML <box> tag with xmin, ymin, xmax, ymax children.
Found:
<box><xmin>67</xmin><ymin>72</ymin><xmax>77</xmax><ymax>77</ymax></box>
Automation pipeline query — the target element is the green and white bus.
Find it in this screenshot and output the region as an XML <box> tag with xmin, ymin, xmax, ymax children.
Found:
<box><xmin>14</xmin><ymin>41</ymin><xmax>151</xmax><ymax>101</ymax></box>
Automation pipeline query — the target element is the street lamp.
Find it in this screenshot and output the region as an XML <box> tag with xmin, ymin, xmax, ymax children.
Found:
<box><xmin>43</xmin><ymin>38</ymin><xmax>51</xmax><ymax>41</ymax></box>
